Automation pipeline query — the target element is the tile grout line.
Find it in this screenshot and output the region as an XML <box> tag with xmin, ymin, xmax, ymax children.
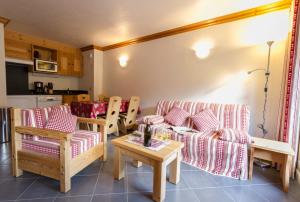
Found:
<box><xmin>15</xmin><ymin>177</ymin><xmax>39</xmax><ymax>201</ymax></box>
<box><xmin>89</xmin><ymin>160</ymin><xmax>104</xmax><ymax>202</ymax></box>
<box><xmin>126</xmin><ymin>160</ymin><xmax>129</xmax><ymax>202</ymax></box>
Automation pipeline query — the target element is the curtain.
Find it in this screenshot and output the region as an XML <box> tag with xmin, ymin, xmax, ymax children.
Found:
<box><xmin>277</xmin><ymin>0</ymin><xmax>300</xmax><ymax>177</ymax></box>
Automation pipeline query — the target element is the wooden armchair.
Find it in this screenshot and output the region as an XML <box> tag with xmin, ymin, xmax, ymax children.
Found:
<box><xmin>11</xmin><ymin>108</ymin><xmax>107</xmax><ymax>192</ymax></box>
<box><xmin>119</xmin><ymin>96</ymin><xmax>140</xmax><ymax>134</ymax></box>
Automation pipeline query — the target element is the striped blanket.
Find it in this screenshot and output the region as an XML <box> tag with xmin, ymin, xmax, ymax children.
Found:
<box><xmin>138</xmin><ymin>100</ymin><xmax>250</xmax><ymax>180</ymax></box>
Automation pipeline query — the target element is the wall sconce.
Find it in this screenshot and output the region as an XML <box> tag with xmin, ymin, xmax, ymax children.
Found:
<box><xmin>193</xmin><ymin>40</ymin><xmax>214</xmax><ymax>59</ymax></box>
<box><xmin>119</xmin><ymin>55</ymin><xmax>128</xmax><ymax>68</ymax></box>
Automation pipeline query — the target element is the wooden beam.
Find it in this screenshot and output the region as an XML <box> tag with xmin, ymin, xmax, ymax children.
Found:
<box><xmin>0</xmin><ymin>16</ymin><xmax>10</xmax><ymax>26</ymax></box>
<box><xmin>80</xmin><ymin>44</ymin><xmax>103</xmax><ymax>52</ymax></box>
<box><xmin>81</xmin><ymin>0</ymin><xmax>292</xmax><ymax>51</ymax></box>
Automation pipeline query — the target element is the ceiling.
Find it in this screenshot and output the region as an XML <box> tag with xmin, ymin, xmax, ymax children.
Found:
<box><xmin>0</xmin><ymin>0</ymin><xmax>280</xmax><ymax>47</ymax></box>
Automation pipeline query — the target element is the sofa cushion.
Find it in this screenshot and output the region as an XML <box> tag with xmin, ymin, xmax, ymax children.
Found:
<box><xmin>142</xmin><ymin>115</ymin><xmax>164</xmax><ymax>125</ymax></box>
<box><xmin>45</xmin><ymin>109</ymin><xmax>77</xmax><ymax>133</ymax></box>
<box><xmin>218</xmin><ymin>128</ymin><xmax>252</xmax><ymax>144</ymax></box>
<box><xmin>164</xmin><ymin>107</ymin><xmax>190</xmax><ymax>126</ymax></box>
<box><xmin>22</xmin><ymin>130</ymin><xmax>101</xmax><ymax>158</ymax></box>
<box><xmin>155</xmin><ymin>100</ymin><xmax>250</xmax><ymax>130</ymax></box>
<box><xmin>191</xmin><ymin>109</ymin><xmax>219</xmax><ymax>132</ymax></box>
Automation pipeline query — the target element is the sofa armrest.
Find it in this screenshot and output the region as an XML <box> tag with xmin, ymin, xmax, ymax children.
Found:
<box><xmin>15</xmin><ymin>126</ymin><xmax>72</xmax><ymax>141</ymax></box>
<box><xmin>77</xmin><ymin>117</ymin><xmax>106</xmax><ymax>126</ymax></box>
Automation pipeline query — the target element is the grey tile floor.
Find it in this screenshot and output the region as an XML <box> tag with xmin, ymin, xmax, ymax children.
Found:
<box><xmin>1</xmin><ymin>137</ymin><xmax>300</xmax><ymax>202</ymax></box>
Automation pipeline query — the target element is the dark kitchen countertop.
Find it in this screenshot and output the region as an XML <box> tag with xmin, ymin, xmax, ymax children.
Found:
<box><xmin>7</xmin><ymin>90</ymin><xmax>89</xmax><ymax>96</ymax></box>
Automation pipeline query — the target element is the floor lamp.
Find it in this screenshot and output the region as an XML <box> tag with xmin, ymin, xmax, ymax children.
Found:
<box><xmin>248</xmin><ymin>41</ymin><xmax>274</xmax><ymax>168</ymax></box>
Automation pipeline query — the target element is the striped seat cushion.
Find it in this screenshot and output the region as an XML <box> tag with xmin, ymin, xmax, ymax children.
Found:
<box><xmin>22</xmin><ymin>130</ymin><xmax>101</xmax><ymax>158</ymax></box>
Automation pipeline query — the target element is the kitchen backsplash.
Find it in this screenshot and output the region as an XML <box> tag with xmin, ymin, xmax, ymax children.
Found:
<box><xmin>28</xmin><ymin>72</ymin><xmax>80</xmax><ymax>90</ymax></box>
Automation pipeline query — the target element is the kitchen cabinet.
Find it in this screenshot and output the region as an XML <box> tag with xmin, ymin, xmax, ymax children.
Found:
<box><xmin>63</xmin><ymin>95</ymin><xmax>75</xmax><ymax>105</ymax></box>
<box><xmin>5</xmin><ymin>38</ymin><xmax>32</xmax><ymax>60</ymax></box>
<box><xmin>7</xmin><ymin>95</ymin><xmax>62</xmax><ymax>108</ymax></box>
<box><xmin>58</xmin><ymin>50</ymin><xmax>83</xmax><ymax>77</ymax></box>
<box><xmin>5</xmin><ymin>29</ymin><xmax>83</xmax><ymax>77</ymax></box>
<box><xmin>7</xmin><ymin>96</ymin><xmax>37</xmax><ymax>108</ymax></box>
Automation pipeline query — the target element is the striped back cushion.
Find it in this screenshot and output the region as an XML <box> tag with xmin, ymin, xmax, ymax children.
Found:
<box><xmin>21</xmin><ymin>105</ymin><xmax>72</xmax><ymax>129</ymax></box>
<box><xmin>155</xmin><ymin>100</ymin><xmax>250</xmax><ymax>131</ymax></box>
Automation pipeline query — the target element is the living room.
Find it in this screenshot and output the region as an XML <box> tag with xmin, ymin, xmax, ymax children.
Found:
<box><xmin>0</xmin><ymin>0</ymin><xmax>299</xmax><ymax>201</ymax></box>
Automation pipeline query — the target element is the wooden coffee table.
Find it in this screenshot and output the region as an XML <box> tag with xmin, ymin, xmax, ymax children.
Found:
<box><xmin>111</xmin><ymin>135</ymin><xmax>184</xmax><ymax>202</ymax></box>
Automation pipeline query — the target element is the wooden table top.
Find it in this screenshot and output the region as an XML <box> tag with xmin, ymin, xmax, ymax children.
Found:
<box><xmin>111</xmin><ymin>135</ymin><xmax>184</xmax><ymax>162</ymax></box>
<box><xmin>251</xmin><ymin>137</ymin><xmax>295</xmax><ymax>156</ymax></box>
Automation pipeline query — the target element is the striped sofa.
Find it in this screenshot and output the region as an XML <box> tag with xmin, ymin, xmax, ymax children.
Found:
<box><xmin>11</xmin><ymin>105</ymin><xmax>107</xmax><ymax>192</ymax></box>
<box><xmin>138</xmin><ymin>100</ymin><xmax>250</xmax><ymax>180</ymax></box>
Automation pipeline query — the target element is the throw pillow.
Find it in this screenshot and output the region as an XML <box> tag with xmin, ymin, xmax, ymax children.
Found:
<box><xmin>218</xmin><ymin>128</ymin><xmax>252</xmax><ymax>144</ymax></box>
<box><xmin>45</xmin><ymin>109</ymin><xmax>77</xmax><ymax>133</ymax></box>
<box><xmin>164</xmin><ymin>107</ymin><xmax>190</xmax><ymax>126</ymax></box>
<box><xmin>191</xmin><ymin>109</ymin><xmax>219</xmax><ymax>132</ymax></box>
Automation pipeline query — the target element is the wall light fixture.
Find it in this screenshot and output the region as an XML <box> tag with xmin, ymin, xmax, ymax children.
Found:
<box><xmin>119</xmin><ymin>55</ymin><xmax>128</xmax><ymax>68</ymax></box>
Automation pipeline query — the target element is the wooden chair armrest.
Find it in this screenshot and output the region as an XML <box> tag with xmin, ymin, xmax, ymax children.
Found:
<box><xmin>77</xmin><ymin>117</ymin><xmax>106</xmax><ymax>126</ymax></box>
<box><xmin>15</xmin><ymin>126</ymin><xmax>72</xmax><ymax>140</ymax></box>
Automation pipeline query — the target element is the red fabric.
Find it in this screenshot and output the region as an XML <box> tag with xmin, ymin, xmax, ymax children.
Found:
<box><xmin>156</xmin><ymin>100</ymin><xmax>250</xmax><ymax>130</ymax></box>
<box><xmin>45</xmin><ymin>109</ymin><xmax>77</xmax><ymax>133</ymax></box>
<box><xmin>22</xmin><ymin>130</ymin><xmax>101</xmax><ymax>158</ymax></box>
<box><xmin>218</xmin><ymin>128</ymin><xmax>252</xmax><ymax>144</ymax></box>
<box><xmin>71</xmin><ymin>100</ymin><xmax>133</xmax><ymax>118</ymax></box>
<box><xmin>279</xmin><ymin>0</ymin><xmax>300</xmax><ymax>143</ymax></box>
<box><xmin>191</xmin><ymin>109</ymin><xmax>219</xmax><ymax>132</ymax></box>
<box><xmin>164</xmin><ymin>107</ymin><xmax>190</xmax><ymax>126</ymax></box>
<box><xmin>138</xmin><ymin>100</ymin><xmax>250</xmax><ymax>180</ymax></box>
<box><xmin>138</xmin><ymin>123</ymin><xmax>248</xmax><ymax>180</ymax></box>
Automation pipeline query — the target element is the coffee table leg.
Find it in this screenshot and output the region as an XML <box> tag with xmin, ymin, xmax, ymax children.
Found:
<box><xmin>114</xmin><ymin>147</ymin><xmax>124</xmax><ymax>180</ymax></box>
<box><xmin>169</xmin><ymin>150</ymin><xmax>181</xmax><ymax>184</ymax></box>
<box><xmin>153</xmin><ymin>162</ymin><xmax>166</xmax><ymax>202</ymax></box>
<box><xmin>282</xmin><ymin>155</ymin><xmax>292</xmax><ymax>192</ymax></box>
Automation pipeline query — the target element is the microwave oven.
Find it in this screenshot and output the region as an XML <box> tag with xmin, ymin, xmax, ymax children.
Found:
<box><xmin>34</xmin><ymin>59</ymin><xmax>58</xmax><ymax>73</ymax></box>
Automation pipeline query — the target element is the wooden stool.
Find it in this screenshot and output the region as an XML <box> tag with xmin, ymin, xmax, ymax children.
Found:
<box><xmin>249</xmin><ymin>137</ymin><xmax>294</xmax><ymax>192</ymax></box>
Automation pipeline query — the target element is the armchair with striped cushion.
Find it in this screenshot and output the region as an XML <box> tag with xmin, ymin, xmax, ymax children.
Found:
<box><xmin>11</xmin><ymin>105</ymin><xmax>107</xmax><ymax>192</ymax></box>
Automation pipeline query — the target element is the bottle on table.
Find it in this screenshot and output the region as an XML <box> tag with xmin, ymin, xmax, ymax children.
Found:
<box><xmin>144</xmin><ymin>124</ymin><xmax>152</xmax><ymax>147</ymax></box>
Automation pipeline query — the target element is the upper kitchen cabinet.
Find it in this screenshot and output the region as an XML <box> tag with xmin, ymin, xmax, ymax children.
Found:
<box><xmin>57</xmin><ymin>50</ymin><xmax>82</xmax><ymax>77</ymax></box>
<box><xmin>72</xmin><ymin>50</ymin><xmax>83</xmax><ymax>76</ymax></box>
<box><xmin>4</xmin><ymin>29</ymin><xmax>83</xmax><ymax>77</ymax></box>
<box><xmin>5</xmin><ymin>38</ymin><xmax>32</xmax><ymax>60</ymax></box>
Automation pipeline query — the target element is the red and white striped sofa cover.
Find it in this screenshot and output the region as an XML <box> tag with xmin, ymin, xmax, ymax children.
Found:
<box><xmin>20</xmin><ymin>105</ymin><xmax>101</xmax><ymax>158</ymax></box>
<box><xmin>138</xmin><ymin>100</ymin><xmax>250</xmax><ymax>180</ymax></box>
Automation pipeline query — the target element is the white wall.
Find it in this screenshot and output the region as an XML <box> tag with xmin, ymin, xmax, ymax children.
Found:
<box><xmin>103</xmin><ymin>10</ymin><xmax>290</xmax><ymax>139</ymax></box>
<box><xmin>0</xmin><ymin>24</ymin><xmax>6</xmax><ymax>107</ymax></box>
<box><xmin>28</xmin><ymin>73</ymin><xmax>79</xmax><ymax>90</ymax></box>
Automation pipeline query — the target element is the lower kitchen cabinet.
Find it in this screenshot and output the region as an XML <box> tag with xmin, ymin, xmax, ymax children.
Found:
<box><xmin>7</xmin><ymin>95</ymin><xmax>62</xmax><ymax>108</ymax></box>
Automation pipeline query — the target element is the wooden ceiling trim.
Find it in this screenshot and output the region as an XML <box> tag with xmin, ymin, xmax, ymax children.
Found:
<box><xmin>80</xmin><ymin>44</ymin><xmax>103</xmax><ymax>51</ymax></box>
<box><xmin>0</xmin><ymin>16</ymin><xmax>10</xmax><ymax>26</ymax></box>
<box><xmin>80</xmin><ymin>0</ymin><xmax>291</xmax><ymax>52</ymax></box>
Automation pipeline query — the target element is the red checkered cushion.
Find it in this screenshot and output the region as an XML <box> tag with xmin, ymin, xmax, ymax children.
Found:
<box><xmin>22</xmin><ymin>130</ymin><xmax>101</xmax><ymax>158</ymax></box>
<box><xmin>191</xmin><ymin>109</ymin><xmax>219</xmax><ymax>132</ymax></box>
<box><xmin>164</xmin><ymin>107</ymin><xmax>190</xmax><ymax>126</ymax></box>
<box><xmin>218</xmin><ymin>128</ymin><xmax>252</xmax><ymax>144</ymax></box>
<box><xmin>45</xmin><ymin>109</ymin><xmax>77</xmax><ymax>133</ymax></box>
